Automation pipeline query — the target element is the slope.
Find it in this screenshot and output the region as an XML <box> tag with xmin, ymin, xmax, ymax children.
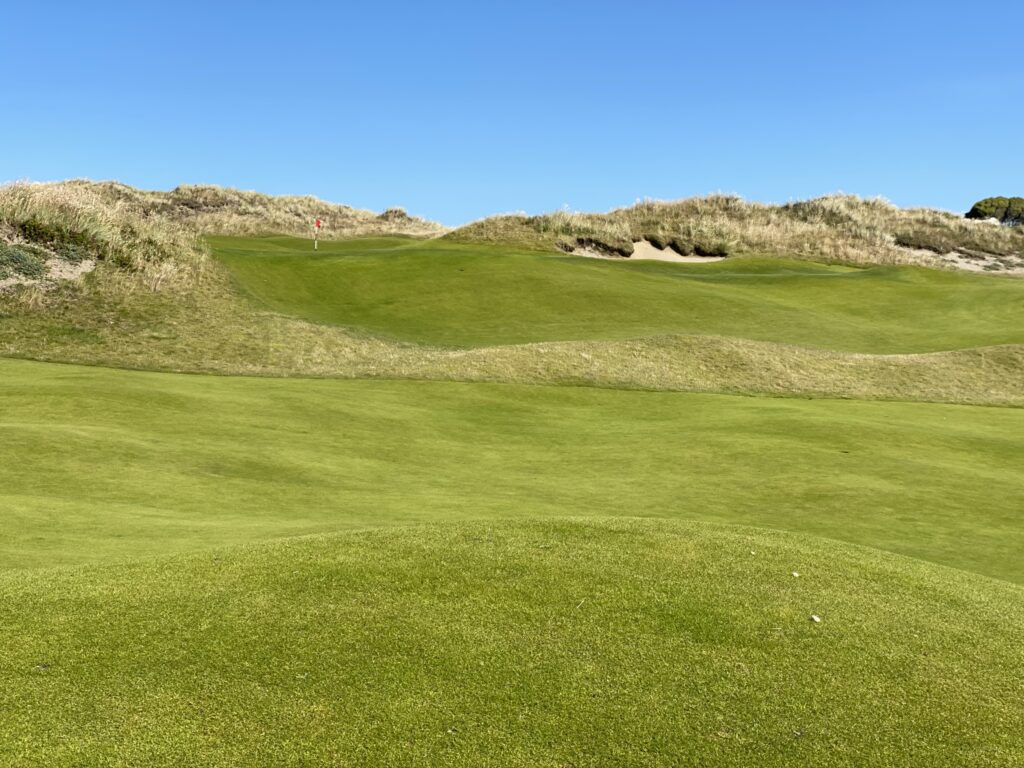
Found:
<box><xmin>212</xmin><ymin>236</ymin><xmax>1024</xmax><ymax>352</ymax></box>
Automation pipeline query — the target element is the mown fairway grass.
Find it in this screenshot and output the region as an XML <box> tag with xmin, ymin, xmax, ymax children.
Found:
<box><xmin>2</xmin><ymin>519</ymin><xmax>1022</xmax><ymax>767</ymax></box>
<box><xmin>3</xmin><ymin>358</ymin><xmax>1023</xmax><ymax>582</ymax></box>
<box><xmin>211</xmin><ymin>236</ymin><xmax>1024</xmax><ymax>352</ymax></box>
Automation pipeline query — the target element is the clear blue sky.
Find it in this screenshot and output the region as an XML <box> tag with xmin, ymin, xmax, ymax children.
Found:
<box><xmin>3</xmin><ymin>1</ymin><xmax>1021</xmax><ymax>225</ymax></box>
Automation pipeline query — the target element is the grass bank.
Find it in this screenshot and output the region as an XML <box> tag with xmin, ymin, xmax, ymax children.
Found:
<box><xmin>3</xmin><ymin>238</ymin><xmax>1023</xmax><ymax>406</ymax></box>
<box><xmin>213</xmin><ymin>236</ymin><xmax>1024</xmax><ymax>352</ymax></box>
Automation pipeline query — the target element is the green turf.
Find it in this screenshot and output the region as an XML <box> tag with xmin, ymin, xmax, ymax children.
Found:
<box><xmin>211</xmin><ymin>235</ymin><xmax>1024</xmax><ymax>352</ymax></box>
<box><xmin>2</xmin><ymin>518</ymin><xmax>1021</xmax><ymax>767</ymax></box>
<box><xmin>3</xmin><ymin>357</ymin><xmax>1022</xmax><ymax>582</ymax></box>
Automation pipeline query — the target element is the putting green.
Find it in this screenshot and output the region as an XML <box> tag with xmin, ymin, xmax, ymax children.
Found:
<box><xmin>3</xmin><ymin>358</ymin><xmax>1022</xmax><ymax>582</ymax></box>
<box><xmin>211</xmin><ymin>235</ymin><xmax>1024</xmax><ymax>352</ymax></box>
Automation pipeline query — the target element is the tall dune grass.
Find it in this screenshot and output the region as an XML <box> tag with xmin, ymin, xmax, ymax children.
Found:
<box><xmin>0</xmin><ymin>180</ymin><xmax>447</xmax><ymax>291</ymax></box>
<box><xmin>0</xmin><ymin>181</ymin><xmax>207</xmax><ymax>290</ymax></box>
<box><xmin>450</xmin><ymin>194</ymin><xmax>1024</xmax><ymax>266</ymax></box>
<box><xmin>77</xmin><ymin>180</ymin><xmax>446</xmax><ymax>239</ymax></box>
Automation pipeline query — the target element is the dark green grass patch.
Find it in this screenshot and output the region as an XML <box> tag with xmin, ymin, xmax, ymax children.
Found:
<box><xmin>0</xmin><ymin>244</ymin><xmax>46</xmax><ymax>279</ymax></box>
<box><xmin>2</xmin><ymin>358</ymin><xmax>1022</xmax><ymax>582</ymax></box>
<box><xmin>1</xmin><ymin>519</ymin><xmax>1021</xmax><ymax>767</ymax></box>
<box><xmin>210</xmin><ymin>236</ymin><xmax>1024</xmax><ymax>352</ymax></box>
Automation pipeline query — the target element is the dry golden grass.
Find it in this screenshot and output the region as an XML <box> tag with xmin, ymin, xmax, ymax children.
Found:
<box><xmin>449</xmin><ymin>194</ymin><xmax>1024</xmax><ymax>267</ymax></box>
<box><xmin>0</xmin><ymin>181</ymin><xmax>208</xmax><ymax>291</ymax></box>
<box><xmin>0</xmin><ymin>180</ymin><xmax>447</xmax><ymax>292</ymax></box>
<box><xmin>58</xmin><ymin>179</ymin><xmax>446</xmax><ymax>239</ymax></box>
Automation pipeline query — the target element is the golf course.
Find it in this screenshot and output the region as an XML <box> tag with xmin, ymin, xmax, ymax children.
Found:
<box><xmin>1</xmin><ymin>182</ymin><xmax>1023</xmax><ymax>766</ymax></box>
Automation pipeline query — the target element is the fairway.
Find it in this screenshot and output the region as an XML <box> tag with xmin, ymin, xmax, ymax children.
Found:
<box><xmin>2</xmin><ymin>519</ymin><xmax>1021</xmax><ymax>767</ymax></box>
<box><xmin>212</xmin><ymin>236</ymin><xmax>1024</xmax><ymax>352</ymax></box>
<box><xmin>3</xmin><ymin>358</ymin><xmax>1022</xmax><ymax>582</ymax></box>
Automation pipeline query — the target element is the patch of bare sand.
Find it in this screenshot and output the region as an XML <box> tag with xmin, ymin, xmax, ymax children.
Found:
<box><xmin>937</xmin><ymin>251</ymin><xmax>1024</xmax><ymax>275</ymax></box>
<box><xmin>572</xmin><ymin>240</ymin><xmax>725</xmax><ymax>263</ymax></box>
<box><xmin>0</xmin><ymin>258</ymin><xmax>97</xmax><ymax>292</ymax></box>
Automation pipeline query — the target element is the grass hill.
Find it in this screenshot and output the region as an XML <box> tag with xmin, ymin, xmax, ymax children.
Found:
<box><xmin>2</xmin><ymin>179</ymin><xmax>444</xmax><ymax>242</ymax></box>
<box><xmin>4</xmin><ymin>229</ymin><xmax>1023</xmax><ymax>406</ymax></box>
<box><xmin>212</xmin><ymin>236</ymin><xmax>1024</xmax><ymax>351</ymax></box>
<box><xmin>2</xmin><ymin>518</ymin><xmax>1021</xmax><ymax>767</ymax></box>
<box><xmin>449</xmin><ymin>194</ymin><xmax>1024</xmax><ymax>269</ymax></box>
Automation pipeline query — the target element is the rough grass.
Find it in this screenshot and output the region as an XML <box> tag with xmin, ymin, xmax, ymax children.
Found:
<box><xmin>3</xmin><ymin>179</ymin><xmax>445</xmax><ymax>242</ymax></box>
<box><xmin>449</xmin><ymin>194</ymin><xmax>1024</xmax><ymax>266</ymax></box>
<box><xmin>0</xmin><ymin>180</ymin><xmax>444</xmax><ymax>292</ymax></box>
<box><xmin>4</xmin><ymin>357</ymin><xmax>1023</xmax><ymax>581</ymax></box>
<box><xmin>1</xmin><ymin>518</ymin><xmax>1021</xmax><ymax>767</ymax></box>
<box><xmin>0</xmin><ymin>180</ymin><xmax>207</xmax><ymax>291</ymax></box>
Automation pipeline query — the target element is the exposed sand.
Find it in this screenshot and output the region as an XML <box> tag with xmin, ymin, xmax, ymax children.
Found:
<box><xmin>572</xmin><ymin>240</ymin><xmax>725</xmax><ymax>263</ymax></box>
<box><xmin>937</xmin><ymin>251</ymin><xmax>1024</xmax><ymax>275</ymax></box>
<box><xmin>0</xmin><ymin>258</ymin><xmax>96</xmax><ymax>291</ymax></box>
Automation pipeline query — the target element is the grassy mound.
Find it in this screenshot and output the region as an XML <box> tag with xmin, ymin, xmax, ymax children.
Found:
<box><xmin>0</xmin><ymin>181</ymin><xmax>444</xmax><ymax>293</ymax></box>
<box><xmin>0</xmin><ymin>180</ymin><xmax>444</xmax><ymax>246</ymax></box>
<box><xmin>2</xmin><ymin>518</ymin><xmax>1021</xmax><ymax>767</ymax></box>
<box><xmin>213</xmin><ymin>236</ymin><xmax>1024</xmax><ymax>352</ymax></box>
<box><xmin>0</xmin><ymin>180</ymin><xmax>206</xmax><ymax>292</ymax></box>
<box><xmin>450</xmin><ymin>194</ymin><xmax>1024</xmax><ymax>267</ymax></box>
<box><xmin>3</xmin><ymin>237</ymin><xmax>1023</xmax><ymax>405</ymax></box>
<box><xmin>3</xmin><ymin>358</ymin><xmax>1022</xmax><ymax>581</ymax></box>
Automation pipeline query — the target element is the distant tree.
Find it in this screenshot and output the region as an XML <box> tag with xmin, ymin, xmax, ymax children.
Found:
<box><xmin>966</xmin><ymin>197</ymin><xmax>1024</xmax><ymax>226</ymax></box>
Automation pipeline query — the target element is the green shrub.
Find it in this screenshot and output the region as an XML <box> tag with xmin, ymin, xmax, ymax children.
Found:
<box><xmin>0</xmin><ymin>244</ymin><xmax>46</xmax><ymax>279</ymax></box>
<box><xmin>966</xmin><ymin>197</ymin><xmax>1024</xmax><ymax>225</ymax></box>
<box><xmin>17</xmin><ymin>217</ymin><xmax>108</xmax><ymax>260</ymax></box>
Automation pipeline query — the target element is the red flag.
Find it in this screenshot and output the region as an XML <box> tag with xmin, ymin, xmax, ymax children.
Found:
<box><xmin>315</xmin><ymin>219</ymin><xmax>322</xmax><ymax>229</ymax></box>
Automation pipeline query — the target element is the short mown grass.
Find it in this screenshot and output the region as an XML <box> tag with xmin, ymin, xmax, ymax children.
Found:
<box><xmin>1</xmin><ymin>518</ymin><xmax>1021</xmax><ymax>767</ymax></box>
<box><xmin>211</xmin><ymin>236</ymin><xmax>1024</xmax><ymax>353</ymax></box>
<box><xmin>3</xmin><ymin>358</ymin><xmax>1022</xmax><ymax>582</ymax></box>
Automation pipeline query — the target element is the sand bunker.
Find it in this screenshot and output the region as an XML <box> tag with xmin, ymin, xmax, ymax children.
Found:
<box><xmin>572</xmin><ymin>240</ymin><xmax>725</xmax><ymax>263</ymax></box>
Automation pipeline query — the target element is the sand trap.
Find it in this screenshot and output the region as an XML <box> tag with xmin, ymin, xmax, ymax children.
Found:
<box><xmin>630</xmin><ymin>240</ymin><xmax>725</xmax><ymax>263</ymax></box>
<box><xmin>572</xmin><ymin>240</ymin><xmax>725</xmax><ymax>263</ymax></box>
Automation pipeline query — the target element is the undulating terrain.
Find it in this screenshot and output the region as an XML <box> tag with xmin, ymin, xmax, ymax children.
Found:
<box><xmin>1</xmin><ymin>181</ymin><xmax>1022</xmax><ymax>766</ymax></box>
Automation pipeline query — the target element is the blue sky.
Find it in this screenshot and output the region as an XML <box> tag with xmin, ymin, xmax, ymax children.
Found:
<box><xmin>2</xmin><ymin>1</ymin><xmax>1021</xmax><ymax>225</ymax></box>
